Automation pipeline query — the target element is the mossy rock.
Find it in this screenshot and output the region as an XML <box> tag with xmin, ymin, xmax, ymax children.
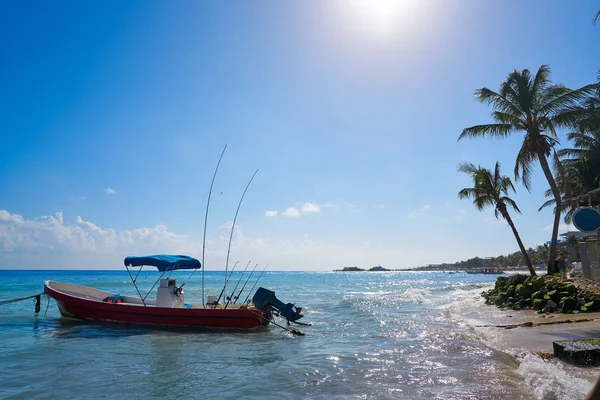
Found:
<box><xmin>518</xmin><ymin>298</ymin><xmax>532</xmax><ymax>309</ymax></box>
<box><xmin>585</xmin><ymin>300</ymin><xmax>600</xmax><ymax>312</ymax></box>
<box><xmin>516</xmin><ymin>284</ymin><xmax>532</xmax><ymax>299</ymax></box>
<box><xmin>542</xmin><ymin>305</ymin><xmax>554</xmax><ymax>313</ymax></box>
<box><xmin>546</xmin><ymin>290</ymin><xmax>561</xmax><ymax>302</ymax></box>
<box><xmin>563</xmin><ymin>284</ymin><xmax>578</xmax><ymax>295</ymax></box>
<box><xmin>532</xmin><ymin>298</ymin><xmax>545</xmax><ymax>310</ymax></box>
<box><xmin>531</xmin><ymin>277</ymin><xmax>545</xmax><ymax>291</ymax></box>
<box><xmin>554</xmin><ymin>339</ymin><xmax>600</xmax><ymax>366</ymax></box>
<box><xmin>506</xmin><ymin>285</ymin><xmax>516</xmax><ymax>298</ymax></box>
<box><xmin>559</xmin><ymin>296</ymin><xmax>579</xmax><ymax>313</ymax></box>
<box><xmin>531</xmin><ymin>291</ymin><xmax>545</xmax><ymax>301</ymax></box>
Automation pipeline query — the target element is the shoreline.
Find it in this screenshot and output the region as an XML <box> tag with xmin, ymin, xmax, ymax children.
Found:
<box><xmin>476</xmin><ymin>308</ymin><xmax>600</xmax><ymax>354</ymax></box>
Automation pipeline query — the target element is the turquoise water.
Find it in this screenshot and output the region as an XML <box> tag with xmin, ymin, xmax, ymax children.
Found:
<box><xmin>0</xmin><ymin>270</ymin><xmax>596</xmax><ymax>399</ymax></box>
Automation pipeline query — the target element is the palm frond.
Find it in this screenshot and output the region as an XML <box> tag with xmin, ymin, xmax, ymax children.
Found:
<box><xmin>531</xmin><ymin>65</ymin><xmax>551</xmax><ymax>101</ymax></box>
<box><xmin>502</xmin><ymin>197</ymin><xmax>521</xmax><ymax>214</ymax></box>
<box><xmin>475</xmin><ymin>87</ymin><xmax>524</xmax><ymax>116</ymax></box>
<box><xmin>459</xmin><ymin>123</ymin><xmax>514</xmax><ymax>141</ymax></box>
<box><xmin>514</xmin><ymin>137</ymin><xmax>537</xmax><ymax>191</ymax></box>
<box><xmin>542</xmin><ymin>83</ymin><xmax>600</xmax><ymax>120</ymax></box>
<box><xmin>538</xmin><ymin>198</ymin><xmax>555</xmax><ymax>212</ymax></box>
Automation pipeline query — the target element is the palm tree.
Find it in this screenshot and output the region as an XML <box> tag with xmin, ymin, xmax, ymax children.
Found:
<box><xmin>458</xmin><ymin>65</ymin><xmax>597</xmax><ymax>273</ymax></box>
<box><xmin>564</xmin><ymin>234</ymin><xmax>581</xmax><ymax>261</ymax></box>
<box><xmin>539</xmin><ymin>121</ymin><xmax>600</xmax><ymax>223</ymax></box>
<box><xmin>559</xmin><ymin>129</ymin><xmax>600</xmax><ymax>190</ymax></box>
<box><xmin>458</xmin><ymin>161</ymin><xmax>536</xmax><ymax>276</ymax></box>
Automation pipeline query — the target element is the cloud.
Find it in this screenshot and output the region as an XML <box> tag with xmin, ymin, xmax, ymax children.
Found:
<box><xmin>301</xmin><ymin>202</ymin><xmax>321</xmax><ymax>213</ymax></box>
<box><xmin>543</xmin><ymin>222</ymin><xmax>575</xmax><ymax>233</ymax></box>
<box><xmin>265</xmin><ymin>210</ymin><xmax>278</xmax><ymax>217</ymax></box>
<box><xmin>105</xmin><ymin>187</ymin><xmax>116</xmax><ymax>195</ymax></box>
<box><xmin>0</xmin><ymin>210</ymin><xmax>191</xmax><ymax>255</ymax></box>
<box><xmin>277</xmin><ymin>201</ymin><xmax>353</xmax><ymax>218</ymax></box>
<box><xmin>283</xmin><ymin>207</ymin><xmax>300</xmax><ymax>218</ymax></box>
<box><xmin>407</xmin><ymin>204</ymin><xmax>430</xmax><ymax>219</ymax></box>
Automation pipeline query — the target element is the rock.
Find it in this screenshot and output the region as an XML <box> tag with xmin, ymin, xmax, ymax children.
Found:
<box><xmin>518</xmin><ymin>298</ymin><xmax>531</xmax><ymax>309</ymax></box>
<box><xmin>531</xmin><ymin>291</ymin><xmax>545</xmax><ymax>301</ymax></box>
<box><xmin>554</xmin><ymin>339</ymin><xmax>600</xmax><ymax>366</ymax></box>
<box><xmin>531</xmin><ymin>277</ymin><xmax>545</xmax><ymax>291</ymax></box>
<box><xmin>585</xmin><ymin>300</ymin><xmax>600</xmax><ymax>312</ymax></box>
<box><xmin>563</xmin><ymin>284</ymin><xmax>578</xmax><ymax>295</ymax></box>
<box><xmin>546</xmin><ymin>290</ymin><xmax>561</xmax><ymax>302</ymax></box>
<box><xmin>559</xmin><ymin>296</ymin><xmax>579</xmax><ymax>313</ymax></box>
<box><xmin>532</xmin><ymin>298</ymin><xmax>545</xmax><ymax>310</ymax></box>
<box><xmin>506</xmin><ymin>285</ymin><xmax>516</xmax><ymax>298</ymax></box>
<box><xmin>516</xmin><ymin>284</ymin><xmax>532</xmax><ymax>299</ymax></box>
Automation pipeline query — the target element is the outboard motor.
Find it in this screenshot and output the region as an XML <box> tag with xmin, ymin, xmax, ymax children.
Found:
<box><xmin>252</xmin><ymin>287</ymin><xmax>303</xmax><ymax>322</ymax></box>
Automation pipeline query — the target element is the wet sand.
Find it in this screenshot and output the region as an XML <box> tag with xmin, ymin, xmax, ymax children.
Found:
<box><xmin>479</xmin><ymin>309</ymin><xmax>600</xmax><ymax>354</ymax></box>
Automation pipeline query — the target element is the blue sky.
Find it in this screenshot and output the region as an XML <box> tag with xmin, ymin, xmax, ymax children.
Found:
<box><xmin>1</xmin><ymin>1</ymin><xmax>599</xmax><ymax>270</ymax></box>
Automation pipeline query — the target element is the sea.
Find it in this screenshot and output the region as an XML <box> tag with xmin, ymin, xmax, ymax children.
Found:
<box><xmin>1</xmin><ymin>269</ymin><xmax>598</xmax><ymax>400</ymax></box>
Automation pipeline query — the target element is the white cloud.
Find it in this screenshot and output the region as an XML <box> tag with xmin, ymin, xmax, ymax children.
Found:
<box><xmin>283</xmin><ymin>207</ymin><xmax>300</xmax><ymax>218</ymax></box>
<box><xmin>265</xmin><ymin>210</ymin><xmax>278</xmax><ymax>217</ymax></box>
<box><xmin>407</xmin><ymin>204</ymin><xmax>430</xmax><ymax>219</ymax></box>
<box><xmin>301</xmin><ymin>202</ymin><xmax>321</xmax><ymax>213</ymax></box>
<box><xmin>0</xmin><ymin>208</ymin><xmax>541</xmax><ymax>272</ymax></box>
<box><xmin>543</xmin><ymin>222</ymin><xmax>574</xmax><ymax>233</ymax></box>
<box><xmin>106</xmin><ymin>187</ymin><xmax>116</xmax><ymax>195</ymax></box>
<box><xmin>0</xmin><ymin>210</ymin><xmax>192</xmax><ymax>256</ymax></box>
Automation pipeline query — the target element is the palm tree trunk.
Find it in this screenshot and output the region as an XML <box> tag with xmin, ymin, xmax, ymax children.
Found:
<box><xmin>500</xmin><ymin>207</ymin><xmax>536</xmax><ymax>276</ymax></box>
<box><xmin>537</xmin><ymin>150</ymin><xmax>562</xmax><ymax>275</ymax></box>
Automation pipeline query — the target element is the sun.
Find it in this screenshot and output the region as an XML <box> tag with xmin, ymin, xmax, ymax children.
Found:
<box><xmin>342</xmin><ymin>0</ymin><xmax>422</xmax><ymax>38</ymax></box>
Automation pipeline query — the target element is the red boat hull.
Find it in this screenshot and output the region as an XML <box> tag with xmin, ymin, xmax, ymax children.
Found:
<box><xmin>44</xmin><ymin>281</ymin><xmax>267</xmax><ymax>331</ymax></box>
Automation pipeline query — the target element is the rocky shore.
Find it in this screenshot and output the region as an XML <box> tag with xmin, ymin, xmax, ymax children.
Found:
<box><xmin>482</xmin><ymin>274</ymin><xmax>600</xmax><ymax>314</ymax></box>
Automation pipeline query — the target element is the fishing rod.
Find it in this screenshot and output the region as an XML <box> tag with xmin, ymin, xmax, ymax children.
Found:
<box><xmin>222</xmin><ymin>168</ymin><xmax>259</xmax><ymax>302</ymax></box>
<box><xmin>197</xmin><ymin>144</ymin><xmax>227</xmax><ymax>306</ymax></box>
<box><xmin>227</xmin><ymin>262</ymin><xmax>261</xmax><ymax>307</ymax></box>
<box><xmin>214</xmin><ymin>260</ymin><xmax>240</xmax><ymax>305</ymax></box>
<box><xmin>244</xmin><ymin>263</ymin><xmax>269</xmax><ymax>304</ymax></box>
<box><xmin>224</xmin><ymin>261</ymin><xmax>252</xmax><ymax>307</ymax></box>
<box><xmin>233</xmin><ymin>262</ymin><xmax>265</xmax><ymax>305</ymax></box>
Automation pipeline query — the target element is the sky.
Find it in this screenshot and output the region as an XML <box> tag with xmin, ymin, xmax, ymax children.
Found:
<box><xmin>1</xmin><ymin>1</ymin><xmax>600</xmax><ymax>271</ymax></box>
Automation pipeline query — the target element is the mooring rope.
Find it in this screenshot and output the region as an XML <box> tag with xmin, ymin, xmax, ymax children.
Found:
<box><xmin>0</xmin><ymin>293</ymin><xmax>44</xmax><ymax>313</ymax></box>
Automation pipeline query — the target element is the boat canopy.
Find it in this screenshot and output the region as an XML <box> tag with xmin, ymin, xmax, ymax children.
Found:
<box><xmin>124</xmin><ymin>255</ymin><xmax>201</xmax><ymax>272</ymax></box>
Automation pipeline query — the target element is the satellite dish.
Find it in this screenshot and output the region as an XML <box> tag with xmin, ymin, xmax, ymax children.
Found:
<box><xmin>573</xmin><ymin>207</ymin><xmax>600</xmax><ymax>232</ymax></box>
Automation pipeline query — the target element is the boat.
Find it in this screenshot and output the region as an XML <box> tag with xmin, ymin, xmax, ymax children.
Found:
<box><xmin>44</xmin><ymin>254</ymin><xmax>304</xmax><ymax>331</ymax></box>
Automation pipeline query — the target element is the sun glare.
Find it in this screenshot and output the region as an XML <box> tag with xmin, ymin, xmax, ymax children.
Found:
<box><xmin>342</xmin><ymin>0</ymin><xmax>422</xmax><ymax>38</ymax></box>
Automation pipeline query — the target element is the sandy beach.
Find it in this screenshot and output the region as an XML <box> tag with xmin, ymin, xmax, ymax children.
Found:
<box><xmin>458</xmin><ymin>296</ymin><xmax>600</xmax><ymax>398</ymax></box>
<box><xmin>479</xmin><ymin>310</ymin><xmax>600</xmax><ymax>355</ymax></box>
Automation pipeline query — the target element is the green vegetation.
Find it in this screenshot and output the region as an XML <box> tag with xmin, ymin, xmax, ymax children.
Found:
<box><xmin>458</xmin><ymin>162</ymin><xmax>536</xmax><ymax>276</ymax></box>
<box><xmin>458</xmin><ymin>65</ymin><xmax>599</xmax><ymax>272</ymax></box>
<box><xmin>482</xmin><ymin>274</ymin><xmax>600</xmax><ymax>313</ymax></box>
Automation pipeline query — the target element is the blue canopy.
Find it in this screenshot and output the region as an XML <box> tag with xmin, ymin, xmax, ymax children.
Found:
<box><xmin>124</xmin><ymin>255</ymin><xmax>201</xmax><ymax>272</ymax></box>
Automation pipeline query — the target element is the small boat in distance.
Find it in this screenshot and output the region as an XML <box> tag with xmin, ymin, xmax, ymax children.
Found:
<box><xmin>44</xmin><ymin>254</ymin><xmax>304</xmax><ymax>331</ymax></box>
